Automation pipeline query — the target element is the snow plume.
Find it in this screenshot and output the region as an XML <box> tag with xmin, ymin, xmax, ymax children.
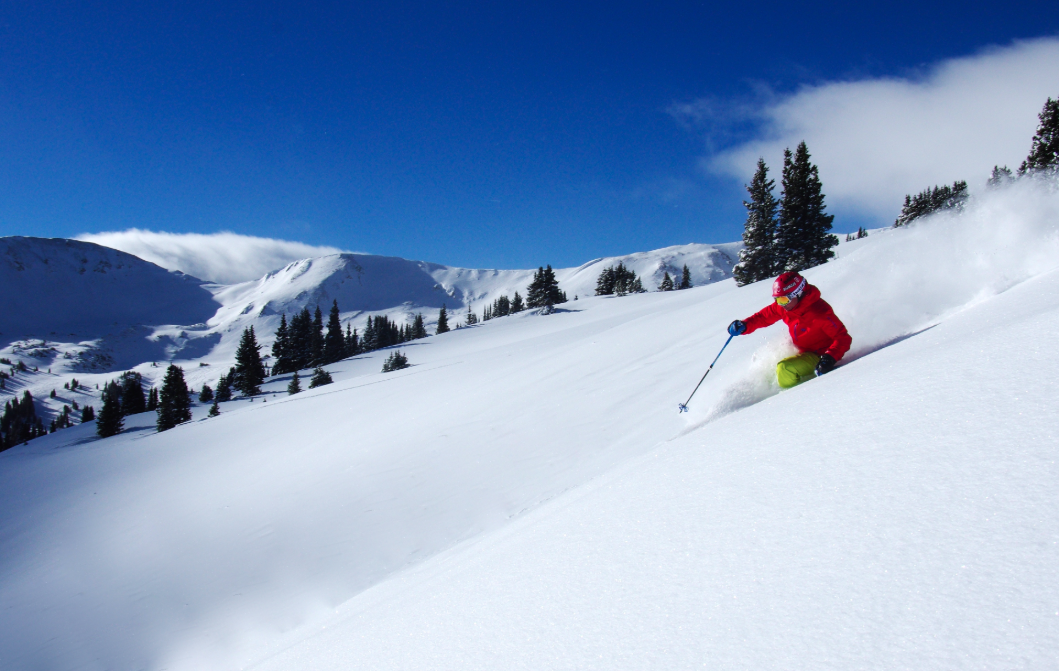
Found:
<box><xmin>706</xmin><ymin>38</ymin><xmax>1058</xmax><ymax>219</ymax></box>
<box><xmin>689</xmin><ymin>178</ymin><xmax>1059</xmax><ymax>426</ymax></box>
<box><xmin>76</xmin><ymin>229</ymin><xmax>347</xmax><ymax>284</ymax></box>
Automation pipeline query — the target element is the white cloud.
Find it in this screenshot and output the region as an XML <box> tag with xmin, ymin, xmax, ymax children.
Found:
<box><xmin>707</xmin><ymin>38</ymin><xmax>1058</xmax><ymax>221</ymax></box>
<box><xmin>76</xmin><ymin>229</ymin><xmax>348</xmax><ymax>284</ymax></box>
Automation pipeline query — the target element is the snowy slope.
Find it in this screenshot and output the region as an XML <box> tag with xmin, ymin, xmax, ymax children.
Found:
<box><xmin>0</xmin><ymin>183</ymin><xmax>1055</xmax><ymax>669</ymax></box>
<box><xmin>0</xmin><ymin>239</ymin><xmax>739</xmax><ymax>426</ymax></box>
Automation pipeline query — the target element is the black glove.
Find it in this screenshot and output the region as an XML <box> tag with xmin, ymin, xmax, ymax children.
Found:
<box><xmin>727</xmin><ymin>320</ymin><xmax>746</xmax><ymax>336</ymax></box>
<box><xmin>815</xmin><ymin>354</ymin><xmax>836</xmax><ymax>377</ymax></box>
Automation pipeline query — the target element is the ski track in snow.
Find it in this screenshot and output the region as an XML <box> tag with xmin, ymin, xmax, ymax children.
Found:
<box><xmin>0</xmin><ymin>181</ymin><xmax>1055</xmax><ymax>669</ymax></box>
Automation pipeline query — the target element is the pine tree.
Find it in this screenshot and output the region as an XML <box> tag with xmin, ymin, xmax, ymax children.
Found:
<box><xmin>894</xmin><ymin>181</ymin><xmax>968</xmax><ymax>227</ymax></box>
<box><xmin>595</xmin><ymin>266</ymin><xmax>616</xmax><ymax>295</ymax></box>
<box><xmin>323</xmin><ymin>300</ymin><xmax>345</xmax><ymax>364</ymax></box>
<box><xmin>679</xmin><ymin>265</ymin><xmax>692</xmax><ymax>289</ymax></box>
<box><xmin>287</xmin><ymin>370</ymin><xmax>302</xmax><ymax>395</ymax></box>
<box><xmin>199</xmin><ymin>384</ymin><xmax>214</xmax><ymax>403</ymax></box>
<box><xmin>81</xmin><ymin>405</ymin><xmax>95</xmax><ymax>423</ymax></box>
<box><xmin>1018</xmin><ymin>97</ymin><xmax>1058</xmax><ymax>177</ymax></box>
<box><xmin>96</xmin><ymin>382</ymin><xmax>124</xmax><ymax>438</ymax></box>
<box><xmin>120</xmin><ymin>371</ymin><xmax>146</xmax><ymax>416</ymax></box>
<box><xmin>308</xmin><ymin>367</ymin><xmax>333</xmax><ymax>389</ymax></box>
<box><xmin>658</xmin><ymin>271</ymin><xmax>674</xmax><ymax>291</ymax></box>
<box><xmin>214</xmin><ymin>373</ymin><xmax>232</xmax><ymax>403</ymax></box>
<box><xmin>412</xmin><ymin>313</ymin><xmax>427</xmax><ymax>339</ymax></box>
<box><xmin>465</xmin><ymin>305</ymin><xmax>478</xmax><ymax>325</ymax></box>
<box><xmin>272</xmin><ymin>313</ymin><xmax>294</xmax><ymax>374</ymax></box>
<box><xmin>987</xmin><ymin>165</ymin><xmax>1014</xmax><ymax>188</ymax></box>
<box><xmin>381</xmin><ymin>351</ymin><xmax>410</xmax><ymax>372</ymax></box>
<box><xmin>233</xmin><ymin>326</ymin><xmax>266</xmax><ymax>396</ymax></box>
<box><xmin>527</xmin><ymin>265</ymin><xmax>565</xmax><ymax>311</ymax></box>
<box><xmin>436</xmin><ymin>305</ymin><xmax>450</xmax><ymax>334</ymax></box>
<box><xmin>146</xmin><ymin>387</ymin><xmax>159</xmax><ymax>411</ymax></box>
<box><xmin>776</xmin><ymin>142</ymin><xmax>837</xmax><ymax>272</ymax></box>
<box><xmin>289</xmin><ymin>308</ymin><xmax>313</xmax><ymax>371</ymax></box>
<box><xmin>208</xmin><ymin>401</ymin><xmax>220</xmax><ymax>417</ymax></box>
<box><xmin>344</xmin><ymin>323</ymin><xmax>360</xmax><ymax>357</ymax></box>
<box><xmin>157</xmin><ymin>365</ymin><xmax>192</xmax><ymax>432</ymax></box>
<box><xmin>311</xmin><ymin>306</ymin><xmax>325</xmax><ymax>366</ymax></box>
<box><xmin>1</xmin><ymin>390</ymin><xmax>46</xmax><ymax>447</ymax></box>
<box><xmin>733</xmin><ymin>158</ymin><xmax>779</xmax><ymax>285</ymax></box>
<box><xmin>510</xmin><ymin>291</ymin><xmax>525</xmax><ymax>313</ymax></box>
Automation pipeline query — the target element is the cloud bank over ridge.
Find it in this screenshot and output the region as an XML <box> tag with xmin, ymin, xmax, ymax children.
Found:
<box><xmin>77</xmin><ymin>230</ymin><xmax>348</xmax><ymax>284</ymax></box>
<box><xmin>704</xmin><ymin>38</ymin><xmax>1058</xmax><ymax>221</ymax></box>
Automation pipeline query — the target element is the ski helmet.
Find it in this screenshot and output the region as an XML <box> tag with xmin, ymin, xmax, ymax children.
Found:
<box><xmin>772</xmin><ymin>271</ymin><xmax>806</xmax><ymax>299</ymax></box>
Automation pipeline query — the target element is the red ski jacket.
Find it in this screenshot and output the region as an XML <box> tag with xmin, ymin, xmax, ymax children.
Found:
<box><xmin>742</xmin><ymin>284</ymin><xmax>852</xmax><ymax>361</ymax></box>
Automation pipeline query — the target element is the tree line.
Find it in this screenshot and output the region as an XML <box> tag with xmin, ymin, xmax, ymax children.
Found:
<box><xmin>895</xmin><ymin>97</ymin><xmax>1057</xmax><ymax>227</ymax></box>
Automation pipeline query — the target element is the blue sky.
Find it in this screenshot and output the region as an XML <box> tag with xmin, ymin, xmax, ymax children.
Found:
<box><xmin>1</xmin><ymin>1</ymin><xmax>1056</xmax><ymax>272</ymax></box>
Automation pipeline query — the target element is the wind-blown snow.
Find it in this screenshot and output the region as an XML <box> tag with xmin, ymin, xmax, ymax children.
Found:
<box><xmin>0</xmin><ymin>182</ymin><xmax>1055</xmax><ymax>669</ymax></box>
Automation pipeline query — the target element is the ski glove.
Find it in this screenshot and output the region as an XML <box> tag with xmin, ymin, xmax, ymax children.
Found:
<box><xmin>727</xmin><ymin>320</ymin><xmax>746</xmax><ymax>336</ymax></box>
<box><xmin>815</xmin><ymin>354</ymin><xmax>836</xmax><ymax>377</ymax></box>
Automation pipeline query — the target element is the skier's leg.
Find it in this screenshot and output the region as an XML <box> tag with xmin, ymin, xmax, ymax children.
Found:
<box><xmin>776</xmin><ymin>353</ymin><xmax>821</xmax><ymax>388</ymax></box>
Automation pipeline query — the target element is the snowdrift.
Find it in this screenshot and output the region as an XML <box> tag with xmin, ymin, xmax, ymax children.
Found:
<box><xmin>0</xmin><ymin>182</ymin><xmax>1055</xmax><ymax>669</ymax></box>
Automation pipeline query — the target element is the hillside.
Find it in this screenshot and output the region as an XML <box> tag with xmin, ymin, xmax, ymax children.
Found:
<box><xmin>0</xmin><ymin>181</ymin><xmax>1054</xmax><ymax>669</ymax></box>
<box><xmin>0</xmin><ymin>240</ymin><xmax>739</xmax><ymax>423</ymax></box>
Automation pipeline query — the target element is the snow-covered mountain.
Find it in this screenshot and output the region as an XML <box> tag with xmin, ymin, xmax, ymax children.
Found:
<box><xmin>0</xmin><ymin>181</ymin><xmax>1054</xmax><ymax>668</ymax></box>
<box><xmin>0</xmin><ymin>237</ymin><xmax>740</xmax><ymax>418</ymax></box>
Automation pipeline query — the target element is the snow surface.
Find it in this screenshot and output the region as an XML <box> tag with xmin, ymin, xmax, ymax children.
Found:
<box><xmin>0</xmin><ymin>182</ymin><xmax>1056</xmax><ymax>669</ymax></box>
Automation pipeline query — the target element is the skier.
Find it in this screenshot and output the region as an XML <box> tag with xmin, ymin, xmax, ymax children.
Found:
<box><xmin>727</xmin><ymin>271</ymin><xmax>851</xmax><ymax>388</ymax></box>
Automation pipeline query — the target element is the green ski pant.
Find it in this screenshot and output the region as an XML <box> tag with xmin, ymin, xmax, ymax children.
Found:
<box><xmin>777</xmin><ymin>352</ymin><xmax>821</xmax><ymax>389</ymax></box>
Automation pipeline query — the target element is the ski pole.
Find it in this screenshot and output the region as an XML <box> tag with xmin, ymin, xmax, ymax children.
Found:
<box><xmin>678</xmin><ymin>333</ymin><xmax>734</xmax><ymax>413</ymax></box>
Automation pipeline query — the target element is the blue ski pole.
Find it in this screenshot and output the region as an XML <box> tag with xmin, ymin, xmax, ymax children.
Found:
<box><xmin>678</xmin><ymin>333</ymin><xmax>734</xmax><ymax>413</ymax></box>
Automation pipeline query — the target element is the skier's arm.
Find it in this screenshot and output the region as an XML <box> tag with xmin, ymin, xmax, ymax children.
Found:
<box><xmin>741</xmin><ymin>305</ymin><xmax>782</xmax><ymax>335</ymax></box>
<box><xmin>821</xmin><ymin>314</ymin><xmax>852</xmax><ymax>361</ymax></box>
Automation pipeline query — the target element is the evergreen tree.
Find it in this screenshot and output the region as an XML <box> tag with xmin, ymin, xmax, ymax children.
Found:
<box><xmin>214</xmin><ymin>373</ymin><xmax>232</xmax><ymax>403</ymax></box>
<box><xmin>81</xmin><ymin>405</ymin><xmax>95</xmax><ymax>423</ymax></box>
<box><xmin>412</xmin><ymin>313</ymin><xmax>427</xmax><ymax>339</ymax></box>
<box><xmin>344</xmin><ymin>323</ymin><xmax>360</xmax><ymax>357</ymax></box>
<box><xmin>311</xmin><ymin>306</ymin><xmax>325</xmax><ymax>366</ymax></box>
<box><xmin>987</xmin><ymin>165</ymin><xmax>1014</xmax><ymax>188</ymax></box>
<box><xmin>658</xmin><ymin>271</ymin><xmax>674</xmax><ymax>291</ymax></box>
<box><xmin>381</xmin><ymin>351</ymin><xmax>410</xmax><ymax>372</ymax></box>
<box><xmin>96</xmin><ymin>383</ymin><xmax>124</xmax><ymax>438</ymax></box>
<box><xmin>362</xmin><ymin>316</ymin><xmax>378</xmax><ymax>351</ymax></box>
<box><xmin>287</xmin><ymin>370</ymin><xmax>302</xmax><ymax>395</ymax></box>
<box><xmin>436</xmin><ymin>305</ymin><xmax>450</xmax><ymax>334</ymax></box>
<box><xmin>146</xmin><ymin>387</ymin><xmax>159</xmax><ymax>411</ymax></box>
<box><xmin>1018</xmin><ymin>97</ymin><xmax>1058</xmax><ymax>177</ymax></box>
<box><xmin>272</xmin><ymin>313</ymin><xmax>294</xmax><ymax>375</ymax></box>
<box><xmin>894</xmin><ymin>181</ymin><xmax>968</xmax><ymax>227</ymax></box>
<box><xmin>527</xmin><ymin>265</ymin><xmax>565</xmax><ymax>311</ymax></box>
<box><xmin>679</xmin><ymin>265</ymin><xmax>693</xmax><ymax>289</ymax></box>
<box><xmin>308</xmin><ymin>367</ymin><xmax>333</xmax><ymax>389</ymax></box>
<box><xmin>465</xmin><ymin>305</ymin><xmax>478</xmax><ymax>325</ymax></box>
<box><xmin>208</xmin><ymin>401</ymin><xmax>220</xmax><ymax>417</ymax></box>
<box><xmin>776</xmin><ymin>142</ymin><xmax>837</xmax><ymax>272</ymax></box>
<box><xmin>288</xmin><ymin>308</ymin><xmax>313</xmax><ymax>371</ymax></box>
<box><xmin>233</xmin><ymin>326</ymin><xmax>266</xmax><ymax>396</ymax></box>
<box><xmin>733</xmin><ymin>158</ymin><xmax>779</xmax><ymax>285</ymax></box>
<box><xmin>1</xmin><ymin>390</ymin><xmax>46</xmax><ymax>448</ymax></box>
<box><xmin>119</xmin><ymin>371</ymin><xmax>146</xmax><ymax>416</ymax></box>
<box><xmin>156</xmin><ymin>365</ymin><xmax>192</xmax><ymax>432</ymax></box>
<box><xmin>510</xmin><ymin>291</ymin><xmax>525</xmax><ymax>313</ymax></box>
<box><xmin>595</xmin><ymin>266</ymin><xmax>616</xmax><ymax>295</ymax></box>
<box><xmin>198</xmin><ymin>384</ymin><xmax>214</xmax><ymax>403</ymax></box>
<box><xmin>323</xmin><ymin>300</ymin><xmax>345</xmax><ymax>364</ymax></box>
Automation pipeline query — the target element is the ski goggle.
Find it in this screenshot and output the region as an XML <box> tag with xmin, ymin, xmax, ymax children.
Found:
<box><xmin>774</xmin><ymin>294</ymin><xmax>794</xmax><ymax>306</ymax></box>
